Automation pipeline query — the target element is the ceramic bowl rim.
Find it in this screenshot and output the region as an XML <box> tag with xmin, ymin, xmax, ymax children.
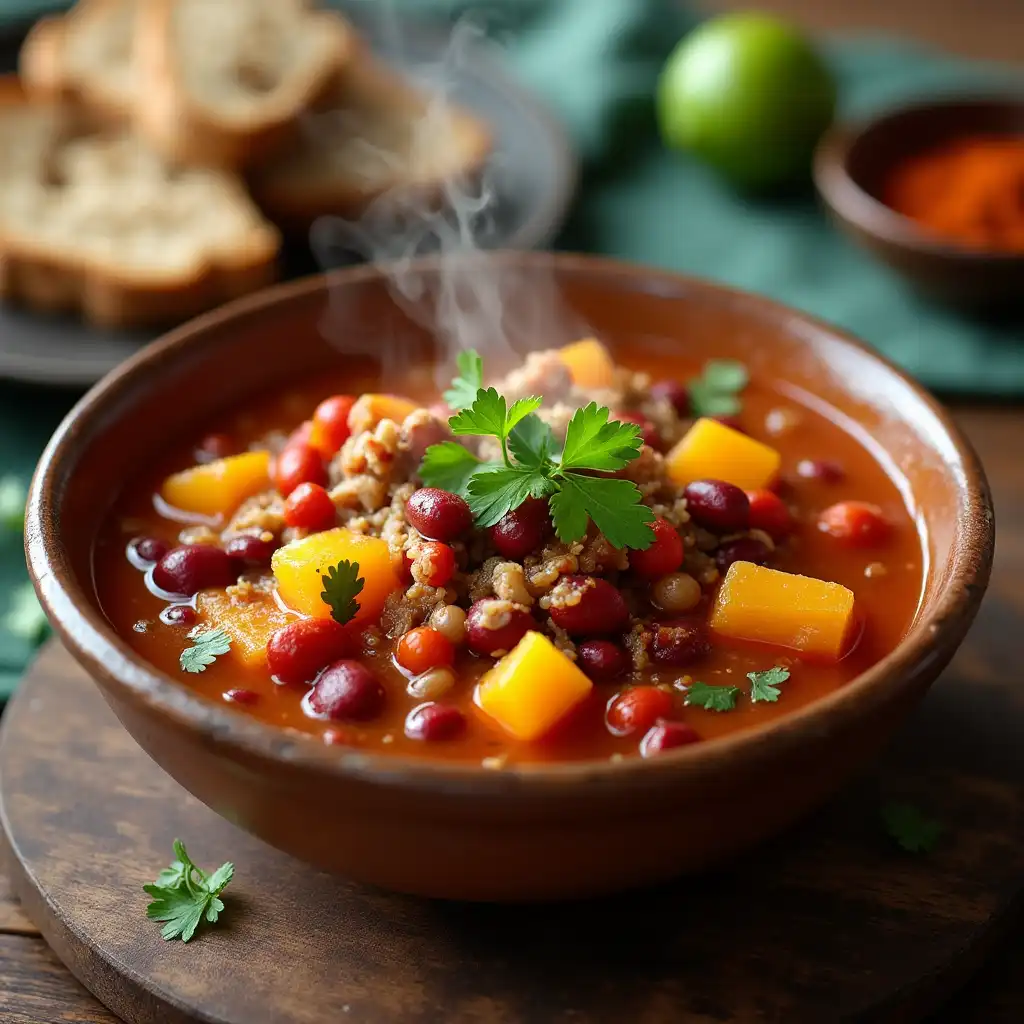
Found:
<box><xmin>26</xmin><ymin>252</ymin><xmax>995</xmax><ymax>796</ymax></box>
<box><xmin>813</xmin><ymin>93</ymin><xmax>1024</xmax><ymax>265</ymax></box>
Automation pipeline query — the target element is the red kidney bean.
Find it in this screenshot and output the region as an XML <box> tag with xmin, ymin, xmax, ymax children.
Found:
<box><xmin>267</xmin><ymin>619</ymin><xmax>354</xmax><ymax>686</ymax></box>
<box><xmin>716</xmin><ymin>537</ymin><xmax>771</xmax><ymax>571</ymax></box>
<box><xmin>127</xmin><ymin>536</ymin><xmax>168</xmax><ymax>567</ymax></box>
<box><xmin>273</xmin><ymin>442</ymin><xmax>327</xmax><ymax>497</ymax></box>
<box><xmin>684</xmin><ymin>479</ymin><xmax>750</xmax><ymax>533</ymax></box>
<box><xmin>152</xmin><ymin>544</ymin><xmax>235</xmax><ymax>596</ymax></box>
<box><xmin>307</xmin><ymin>660</ymin><xmax>385</xmax><ymax>721</ymax></box>
<box><xmin>651</xmin><ymin>619</ymin><xmax>710</xmax><ymax>667</ymax></box>
<box><xmin>548</xmin><ymin>575</ymin><xmax>630</xmax><ymax>636</ymax></box>
<box><xmin>640</xmin><ymin>720</ymin><xmax>702</xmax><ymax>756</ymax></box>
<box><xmin>650</xmin><ymin>379</ymin><xmax>689</xmax><ymax>416</ymax></box>
<box><xmin>628</xmin><ymin>517</ymin><xmax>684</xmax><ymax>578</ymax></box>
<box><xmin>818</xmin><ymin>501</ymin><xmax>890</xmax><ymax>547</ymax></box>
<box><xmin>223</xmin><ymin>688</ymin><xmax>259</xmax><ymax>705</ymax></box>
<box><xmin>746</xmin><ymin>489</ymin><xmax>793</xmax><ymax>541</ymax></box>
<box><xmin>225</xmin><ymin>534</ymin><xmax>276</xmax><ymax>566</ymax></box>
<box><xmin>406</xmin><ymin>488</ymin><xmax>473</xmax><ymax>541</ymax></box>
<box><xmin>615</xmin><ymin>411</ymin><xmax>660</xmax><ymax>449</ymax></box>
<box><xmin>578</xmin><ymin>639</ymin><xmax>629</xmax><ymax>681</ymax></box>
<box><xmin>490</xmin><ymin>499</ymin><xmax>550</xmax><ymax>560</ymax></box>
<box><xmin>465</xmin><ymin>600</ymin><xmax>534</xmax><ymax>656</ymax></box>
<box><xmin>160</xmin><ymin>604</ymin><xmax>196</xmax><ymax>627</ymax></box>
<box><xmin>607</xmin><ymin>686</ymin><xmax>674</xmax><ymax>735</ymax></box>
<box><xmin>194</xmin><ymin>432</ymin><xmax>236</xmax><ymax>464</ymax></box>
<box><xmin>797</xmin><ymin>459</ymin><xmax>845</xmax><ymax>484</ymax></box>
<box><xmin>284</xmin><ymin>482</ymin><xmax>337</xmax><ymax>531</ymax></box>
<box><xmin>405</xmin><ymin>702</ymin><xmax>467</xmax><ymax>741</ymax></box>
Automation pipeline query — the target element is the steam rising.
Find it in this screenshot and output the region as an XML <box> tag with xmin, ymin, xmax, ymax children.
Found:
<box><xmin>309</xmin><ymin>8</ymin><xmax>585</xmax><ymax>386</ymax></box>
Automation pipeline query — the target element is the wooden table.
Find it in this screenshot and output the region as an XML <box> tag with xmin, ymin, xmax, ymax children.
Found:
<box><xmin>2</xmin><ymin>0</ymin><xmax>1023</xmax><ymax>1019</ymax></box>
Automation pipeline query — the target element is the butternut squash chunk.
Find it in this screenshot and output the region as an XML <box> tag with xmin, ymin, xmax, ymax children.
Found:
<box><xmin>559</xmin><ymin>338</ymin><xmax>616</xmax><ymax>389</ymax></box>
<box><xmin>197</xmin><ymin>589</ymin><xmax>294</xmax><ymax>669</ymax></box>
<box><xmin>666</xmin><ymin>418</ymin><xmax>781</xmax><ymax>491</ymax></box>
<box><xmin>160</xmin><ymin>451</ymin><xmax>271</xmax><ymax>519</ymax></box>
<box><xmin>271</xmin><ymin>528</ymin><xmax>400</xmax><ymax>625</ymax></box>
<box><xmin>709</xmin><ymin>561</ymin><xmax>856</xmax><ymax>660</ymax></box>
<box><xmin>476</xmin><ymin>631</ymin><xmax>593</xmax><ymax>741</ymax></box>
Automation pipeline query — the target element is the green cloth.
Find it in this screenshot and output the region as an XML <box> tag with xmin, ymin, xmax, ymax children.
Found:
<box><xmin>0</xmin><ymin>0</ymin><xmax>1021</xmax><ymax>693</ymax></box>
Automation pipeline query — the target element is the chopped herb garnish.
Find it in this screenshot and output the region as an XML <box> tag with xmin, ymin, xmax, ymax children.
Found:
<box><xmin>420</xmin><ymin>352</ymin><xmax>656</xmax><ymax>549</ymax></box>
<box><xmin>4</xmin><ymin>582</ymin><xmax>48</xmax><ymax>645</ymax></box>
<box><xmin>688</xmin><ymin>359</ymin><xmax>749</xmax><ymax>418</ymax></box>
<box><xmin>684</xmin><ymin>680</ymin><xmax>741</xmax><ymax>712</ymax></box>
<box><xmin>443</xmin><ymin>349</ymin><xmax>485</xmax><ymax>411</ymax></box>
<box><xmin>747</xmin><ymin>665</ymin><xmax>790</xmax><ymax>703</ymax></box>
<box><xmin>0</xmin><ymin>476</ymin><xmax>26</xmax><ymax>533</ymax></box>
<box><xmin>321</xmin><ymin>559</ymin><xmax>364</xmax><ymax>625</ymax></box>
<box><xmin>881</xmin><ymin>802</ymin><xmax>942</xmax><ymax>854</ymax></box>
<box><xmin>144</xmin><ymin>839</ymin><xmax>234</xmax><ymax>942</ymax></box>
<box><xmin>179</xmin><ymin>626</ymin><xmax>231</xmax><ymax>673</ymax></box>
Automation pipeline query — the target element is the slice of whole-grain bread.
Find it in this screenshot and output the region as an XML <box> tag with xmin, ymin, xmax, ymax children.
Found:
<box><xmin>19</xmin><ymin>0</ymin><xmax>137</xmax><ymax>121</ymax></box>
<box><xmin>248</xmin><ymin>47</ymin><xmax>492</xmax><ymax>233</ymax></box>
<box><xmin>0</xmin><ymin>77</ymin><xmax>280</xmax><ymax>329</ymax></box>
<box><xmin>135</xmin><ymin>0</ymin><xmax>354</xmax><ymax>170</ymax></box>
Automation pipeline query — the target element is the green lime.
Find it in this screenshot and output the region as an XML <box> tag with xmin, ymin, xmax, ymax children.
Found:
<box><xmin>657</xmin><ymin>13</ymin><xmax>837</xmax><ymax>190</ymax></box>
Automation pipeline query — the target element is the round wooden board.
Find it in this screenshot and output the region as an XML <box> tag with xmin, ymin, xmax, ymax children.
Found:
<box><xmin>2</xmin><ymin>634</ymin><xmax>1024</xmax><ymax>1024</ymax></box>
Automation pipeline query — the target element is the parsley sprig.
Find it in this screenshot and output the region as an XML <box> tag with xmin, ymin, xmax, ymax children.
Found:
<box><xmin>420</xmin><ymin>352</ymin><xmax>656</xmax><ymax>550</ymax></box>
<box><xmin>881</xmin><ymin>802</ymin><xmax>942</xmax><ymax>854</ymax></box>
<box><xmin>684</xmin><ymin>681</ymin><xmax>740</xmax><ymax>712</ymax></box>
<box><xmin>687</xmin><ymin>360</ymin><xmax>749</xmax><ymax>417</ymax></box>
<box><xmin>321</xmin><ymin>559</ymin><xmax>364</xmax><ymax>625</ymax></box>
<box><xmin>144</xmin><ymin>840</ymin><xmax>234</xmax><ymax>942</ymax></box>
<box><xmin>748</xmin><ymin>666</ymin><xmax>790</xmax><ymax>703</ymax></box>
<box><xmin>443</xmin><ymin>350</ymin><xmax>485</xmax><ymax>411</ymax></box>
<box><xmin>179</xmin><ymin>626</ymin><xmax>231</xmax><ymax>673</ymax></box>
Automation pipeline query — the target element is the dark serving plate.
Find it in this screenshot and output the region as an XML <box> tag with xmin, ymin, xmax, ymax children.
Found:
<box><xmin>0</xmin><ymin>12</ymin><xmax>577</xmax><ymax>388</ymax></box>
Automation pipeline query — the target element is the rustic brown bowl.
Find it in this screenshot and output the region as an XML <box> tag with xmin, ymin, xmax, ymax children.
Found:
<box><xmin>814</xmin><ymin>96</ymin><xmax>1024</xmax><ymax>309</ymax></box>
<box><xmin>26</xmin><ymin>253</ymin><xmax>994</xmax><ymax>901</ymax></box>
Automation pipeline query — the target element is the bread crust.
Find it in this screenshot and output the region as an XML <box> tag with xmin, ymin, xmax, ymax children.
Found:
<box><xmin>135</xmin><ymin>0</ymin><xmax>355</xmax><ymax>170</ymax></box>
<box><xmin>249</xmin><ymin>49</ymin><xmax>492</xmax><ymax>233</ymax></box>
<box><xmin>0</xmin><ymin>75</ymin><xmax>280</xmax><ymax>330</ymax></box>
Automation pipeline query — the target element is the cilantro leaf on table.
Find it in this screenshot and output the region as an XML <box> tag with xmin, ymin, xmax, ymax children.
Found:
<box><xmin>881</xmin><ymin>802</ymin><xmax>942</xmax><ymax>854</ymax></box>
<box><xmin>443</xmin><ymin>349</ymin><xmax>485</xmax><ymax>411</ymax></box>
<box><xmin>688</xmin><ymin>359</ymin><xmax>749</xmax><ymax>418</ymax></box>
<box><xmin>145</xmin><ymin>839</ymin><xmax>234</xmax><ymax>942</ymax></box>
<box><xmin>551</xmin><ymin>474</ymin><xmax>655</xmax><ymax>549</ymax></box>
<box><xmin>321</xmin><ymin>559</ymin><xmax>364</xmax><ymax>625</ymax></box>
<box><xmin>0</xmin><ymin>476</ymin><xmax>27</xmax><ymax>533</ymax></box>
<box><xmin>4</xmin><ymin>582</ymin><xmax>48</xmax><ymax>645</ymax></box>
<box><xmin>179</xmin><ymin>626</ymin><xmax>231</xmax><ymax>673</ymax></box>
<box><xmin>684</xmin><ymin>681</ymin><xmax>741</xmax><ymax>712</ymax></box>
<box><xmin>747</xmin><ymin>666</ymin><xmax>790</xmax><ymax>703</ymax></box>
<box><xmin>559</xmin><ymin>403</ymin><xmax>644</xmax><ymax>472</ymax></box>
<box><xmin>418</xmin><ymin>442</ymin><xmax>485</xmax><ymax>496</ymax></box>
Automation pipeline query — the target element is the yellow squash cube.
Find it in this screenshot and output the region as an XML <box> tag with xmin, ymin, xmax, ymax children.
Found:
<box><xmin>666</xmin><ymin>417</ymin><xmax>781</xmax><ymax>491</ymax></box>
<box><xmin>160</xmin><ymin>451</ymin><xmax>271</xmax><ymax>520</ymax></box>
<box><xmin>347</xmin><ymin>393</ymin><xmax>418</xmax><ymax>434</ymax></box>
<box><xmin>559</xmin><ymin>338</ymin><xmax>616</xmax><ymax>389</ymax></box>
<box><xmin>271</xmin><ymin>528</ymin><xmax>401</xmax><ymax>626</ymax></box>
<box><xmin>476</xmin><ymin>631</ymin><xmax>593</xmax><ymax>741</ymax></box>
<box><xmin>709</xmin><ymin>561</ymin><xmax>856</xmax><ymax>660</ymax></box>
<box><xmin>197</xmin><ymin>589</ymin><xmax>295</xmax><ymax>669</ymax></box>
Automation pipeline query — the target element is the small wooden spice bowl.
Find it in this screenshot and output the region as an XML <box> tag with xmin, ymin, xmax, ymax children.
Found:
<box><xmin>814</xmin><ymin>96</ymin><xmax>1024</xmax><ymax>310</ymax></box>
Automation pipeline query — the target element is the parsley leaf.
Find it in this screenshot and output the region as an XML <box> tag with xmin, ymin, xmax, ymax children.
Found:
<box><xmin>552</xmin><ymin>474</ymin><xmax>656</xmax><ymax>549</ymax></box>
<box><xmin>179</xmin><ymin>626</ymin><xmax>231</xmax><ymax>673</ymax></box>
<box><xmin>881</xmin><ymin>802</ymin><xmax>942</xmax><ymax>854</ymax></box>
<box><xmin>684</xmin><ymin>681</ymin><xmax>741</xmax><ymax>712</ymax></box>
<box><xmin>443</xmin><ymin>350</ymin><xmax>485</xmax><ymax>411</ymax></box>
<box><xmin>449</xmin><ymin>387</ymin><xmax>511</xmax><ymax>441</ymax></box>
<box><xmin>466</xmin><ymin>466</ymin><xmax>555</xmax><ymax>528</ymax></box>
<box><xmin>4</xmin><ymin>582</ymin><xmax>48</xmax><ymax>645</ymax></box>
<box><xmin>559</xmin><ymin>403</ymin><xmax>644</xmax><ymax>471</ymax></box>
<box><xmin>508</xmin><ymin>414</ymin><xmax>559</xmax><ymax>469</ymax></box>
<box><xmin>144</xmin><ymin>839</ymin><xmax>234</xmax><ymax>942</ymax></box>
<box><xmin>0</xmin><ymin>476</ymin><xmax>26</xmax><ymax>533</ymax></box>
<box><xmin>320</xmin><ymin>559</ymin><xmax>364</xmax><ymax>625</ymax></box>
<box><xmin>688</xmin><ymin>359</ymin><xmax>749</xmax><ymax>418</ymax></box>
<box><xmin>418</xmin><ymin>441</ymin><xmax>484</xmax><ymax>496</ymax></box>
<box><xmin>747</xmin><ymin>666</ymin><xmax>790</xmax><ymax>703</ymax></box>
